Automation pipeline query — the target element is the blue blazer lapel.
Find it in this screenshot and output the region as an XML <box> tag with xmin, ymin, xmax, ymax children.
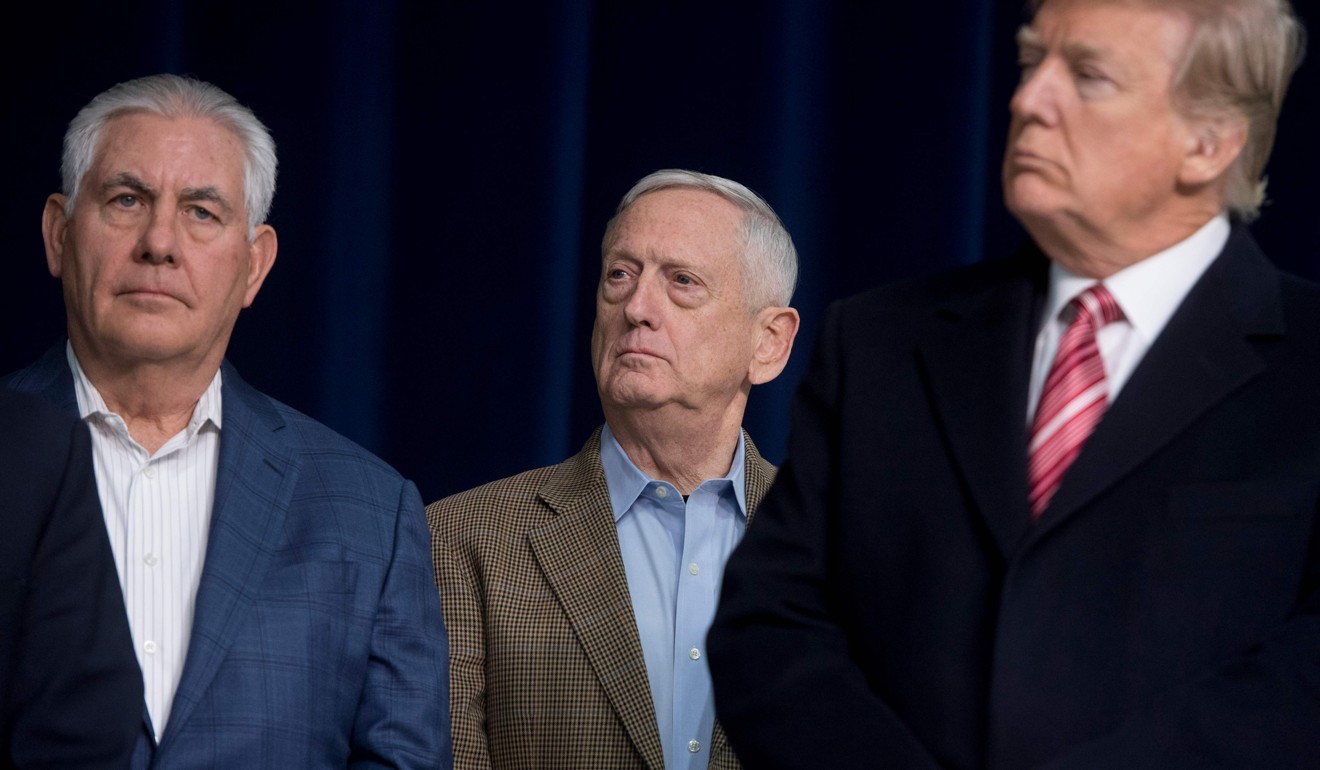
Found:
<box><xmin>916</xmin><ymin>254</ymin><xmax>1046</xmax><ymax>558</ymax></box>
<box><xmin>157</xmin><ymin>362</ymin><xmax>301</xmax><ymax>750</ymax></box>
<box><xmin>1032</xmin><ymin>227</ymin><xmax>1284</xmax><ymax>536</ymax></box>
<box><xmin>2</xmin><ymin>344</ymin><xmax>79</xmax><ymax>416</ymax></box>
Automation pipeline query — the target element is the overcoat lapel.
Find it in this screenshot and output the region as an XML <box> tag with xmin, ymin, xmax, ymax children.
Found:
<box><xmin>706</xmin><ymin>433</ymin><xmax>775</xmax><ymax>768</ymax></box>
<box><xmin>916</xmin><ymin>258</ymin><xmax>1045</xmax><ymax>558</ymax></box>
<box><xmin>527</xmin><ymin>433</ymin><xmax>666</xmax><ymax>770</ymax></box>
<box><xmin>156</xmin><ymin>364</ymin><xmax>299</xmax><ymax>753</ymax></box>
<box><xmin>1033</xmin><ymin>229</ymin><xmax>1283</xmax><ymax>536</ymax></box>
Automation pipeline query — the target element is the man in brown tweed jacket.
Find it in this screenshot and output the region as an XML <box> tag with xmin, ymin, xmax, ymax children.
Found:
<box><xmin>428</xmin><ymin>169</ymin><xmax>800</xmax><ymax>770</ymax></box>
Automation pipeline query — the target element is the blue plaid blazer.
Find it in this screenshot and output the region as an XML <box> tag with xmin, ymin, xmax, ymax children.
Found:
<box><xmin>5</xmin><ymin>346</ymin><xmax>451</xmax><ymax>769</ymax></box>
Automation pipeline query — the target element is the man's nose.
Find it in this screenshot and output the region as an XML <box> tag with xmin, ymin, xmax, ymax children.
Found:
<box><xmin>1009</xmin><ymin>60</ymin><xmax>1061</xmax><ymax>127</ymax></box>
<box><xmin>622</xmin><ymin>278</ymin><xmax>660</xmax><ymax>329</ymax></box>
<box><xmin>137</xmin><ymin>206</ymin><xmax>178</xmax><ymax>265</ymax></box>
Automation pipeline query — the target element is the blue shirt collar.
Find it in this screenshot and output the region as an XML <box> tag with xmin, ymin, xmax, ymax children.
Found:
<box><xmin>599</xmin><ymin>423</ymin><xmax>748</xmax><ymax>522</ymax></box>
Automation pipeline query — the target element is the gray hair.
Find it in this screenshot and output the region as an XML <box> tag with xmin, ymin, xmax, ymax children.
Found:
<box><xmin>604</xmin><ymin>169</ymin><xmax>798</xmax><ymax>310</ymax></box>
<box><xmin>61</xmin><ymin>74</ymin><xmax>277</xmax><ymax>238</ymax></box>
<box><xmin>1030</xmin><ymin>0</ymin><xmax>1306</xmax><ymax>221</ymax></box>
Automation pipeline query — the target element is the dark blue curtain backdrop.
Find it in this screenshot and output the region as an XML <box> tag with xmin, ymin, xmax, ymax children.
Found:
<box><xmin>4</xmin><ymin>2</ymin><xmax>1317</xmax><ymax>502</ymax></box>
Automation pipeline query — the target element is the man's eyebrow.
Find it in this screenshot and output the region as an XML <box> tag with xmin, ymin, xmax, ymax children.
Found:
<box><xmin>1016</xmin><ymin>25</ymin><xmax>1045</xmax><ymax>53</ymax></box>
<box><xmin>180</xmin><ymin>186</ymin><xmax>234</xmax><ymax>213</ymax></box>
<box><xmin>99</xmin><ymin>172</ymin><xmax>155</xmax><ymax>198</ymax></box>
<box><xmin>1062</xmin><ymin>40</ymin><xmax>1109</xmax><ymax>62</ymax></box>
<box><xmin>1015</xmin><ymin>25</ymin><xmax>1109</xmax><ymax>62</ymax></box>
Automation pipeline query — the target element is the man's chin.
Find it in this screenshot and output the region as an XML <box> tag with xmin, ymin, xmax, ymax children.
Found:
<box><xmin>600</xmin><ymin>376</ymin><xmax>673</xmax><ymax>413</ymax></box>
<box><xmin>1005</xmin><ymin>187</ymin><xmax>1071</xmax><ymax>234</ymax></box>
<box><xmin>97</xmin><ymin>331</ymin><xmax>198</xmax><ymax>367</ymax></box>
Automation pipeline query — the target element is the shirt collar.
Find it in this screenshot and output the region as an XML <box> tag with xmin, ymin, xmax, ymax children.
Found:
<box><xmin>1043</xmin><ymin>214</ymin><xmax>1229</xmax><ymax>341</ymax></box>
<box><xmin>599</xmin><ymin>423</ymin><xmax>747</xmax><ymax>522</ymax></box>
<box><xmin>66</xmin><ymin>342</ymin><xmax>224</xmax><ymax>437</ymax></box>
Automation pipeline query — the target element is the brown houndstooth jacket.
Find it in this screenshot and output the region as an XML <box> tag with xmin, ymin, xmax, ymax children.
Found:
<box><xmin>428</xmin><ymin>426</ymin><xmax>775</xmax><ymax>770</ymax></box>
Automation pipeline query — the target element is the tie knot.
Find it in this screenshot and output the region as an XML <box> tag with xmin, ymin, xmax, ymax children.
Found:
<box><xmin>1066</xmin><ymin>284</ymin><xmax>1123</xmax><ymax>328</ymax></box>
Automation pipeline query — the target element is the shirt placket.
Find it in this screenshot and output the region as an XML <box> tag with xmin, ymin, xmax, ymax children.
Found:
<box><xmin>671</xmin><ymin>484</ymin><xmax>726</xmax><ymax>769</ymax></box>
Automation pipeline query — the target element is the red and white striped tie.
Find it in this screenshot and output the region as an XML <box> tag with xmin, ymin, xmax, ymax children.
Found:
<box><xmin>1028</xmin><ymin>284</ymin><xmax>1123</xmax><ymax>518</ymax></box>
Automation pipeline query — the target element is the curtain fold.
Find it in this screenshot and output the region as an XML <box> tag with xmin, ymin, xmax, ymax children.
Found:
<box><xmin>3</xmin><ymin>1</ymin><xmax>1316</xmax><ymax>501</ymax></box>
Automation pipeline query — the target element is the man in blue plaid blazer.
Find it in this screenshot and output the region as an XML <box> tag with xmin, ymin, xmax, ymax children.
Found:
<box><xmin>5</xmin><ymin>74</ymin><xmax>450</xmax><ymax>768</ymax></box>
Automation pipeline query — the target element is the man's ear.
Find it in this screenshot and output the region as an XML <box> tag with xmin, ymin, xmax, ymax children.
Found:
<box><xmin>1179</xmin><ymin>115</ymin><xmax>1248</xmax><ymax>188</ymax></box>
<box><xmin>242</xmin><ymin>224</ymin><xmax>278</xmax><ymax>307</ymax></box>
<box><xmin>748</xmin><ymin>306</ymin><xmax>801</xmax><ymax>386</ymax></box>
<box><xmin>42</xmin><ymin>194</ymin><xmax>70</xmax><ymax>278</ymax></box>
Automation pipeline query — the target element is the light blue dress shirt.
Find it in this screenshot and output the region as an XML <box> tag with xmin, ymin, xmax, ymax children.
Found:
<box><xmin>600</xmin><ymin>424</ymin><xmax>747</xmax><ymax>770</ymax></box>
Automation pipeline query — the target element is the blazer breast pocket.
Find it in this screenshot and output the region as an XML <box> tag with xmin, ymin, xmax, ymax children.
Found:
<box><xmin>1169</xmin><ymin>480</ymin><xmax>1317</xmax><ymax>519</ymax></box>
<box><xmin>1146</xmin><ymin>480</ymin><xmax>1316</xmax><ymax>656</ymax></box>
<box><xmin>248</xmin><ymin>561</ymin><xmax>364</xmax><ymax>679</ymax></box>
<box><xmin>262</xmin><ymin>560</ymin><xmax>358</xmax><ymax>598</ymax></box>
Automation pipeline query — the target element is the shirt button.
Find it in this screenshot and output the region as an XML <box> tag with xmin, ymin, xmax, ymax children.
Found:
<box><xmin>143</xmin><ymin>465</ymin><xmax>157</xmax><ymax>479</ymax></box>
<box><xmin>655</xmin><ymin>486</ymin><xmax>668</xmax><ymax>498</ymax></box>
<box><xmin>688</xmin><ymin>740</ymin><xmax>701</xmax><ymax>753</ymax></box>
<box><xmin>689</xmin><ymin>647</ymin><xmax>701</xmax><ymax>661</ymax></box>
<box><xmin>143</xmin><ymin>640</ymin><xmax>158</xmax><ymax>655</ymax></box>
<box><xmin>144</xmin><ymin>553</ymin><xmax>159</xmax><ymax>567</ymax></box>
<box><xmin>688</xmin><ymin>562</ymin><xmax>699</xmax><ymax>576</ymax></box>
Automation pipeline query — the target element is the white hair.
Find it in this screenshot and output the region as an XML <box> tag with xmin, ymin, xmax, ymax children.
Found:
<box><xmin>605</xmin><ymin>169</ymin><xmax>799</xmax><ymax>310</ymax></box>
<box><xmin>61</xmin><ymin>74</ymin><xmax>277</xmax><ymax>238</ymax></box>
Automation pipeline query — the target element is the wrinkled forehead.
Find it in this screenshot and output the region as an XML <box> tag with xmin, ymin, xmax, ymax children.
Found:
<box><xmin>603</xmin><ymin>188</ymin><xmax>745</xmax><ymax>254</ymax></box>
<box><xmin>92</xmin><ymin>112</ymin><xmax>247</xmax><ymax>179</ymax></box>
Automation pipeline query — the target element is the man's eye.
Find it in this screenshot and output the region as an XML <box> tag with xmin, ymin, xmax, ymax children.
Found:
<box><xmin>1074</xmin><ymin>68</ymin><xmax>1117</xmax><ymax>99</ymax></box>
<box><xmin>1017</xmin><ymin>52</ymin><xmax>1042</xmax><ymax>80</ymax></box>
<box><xmin>190</xmin><ymin>206</ymin><xmax>214</xmax><ymax>221</ymax></box>
<box><xmin>674</xmin><ymin>273</ymin><xmax>694</xmax><ymax>286</ymax></box>
<box><xmin>115</xmin><ymin>194</ymin><xmax>138</xmax><ymax>207</ymax></box>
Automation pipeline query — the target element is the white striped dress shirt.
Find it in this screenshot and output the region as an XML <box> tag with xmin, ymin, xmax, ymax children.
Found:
<box><xmin>68</xmin><ymin>346</ymin><xmax>221</xmax><ymax>740</ymax></box>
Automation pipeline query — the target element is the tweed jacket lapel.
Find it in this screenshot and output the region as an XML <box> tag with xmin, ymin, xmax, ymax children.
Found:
<box><xmin>156</xmin><ymin>363</ymin><xmax>300</xmax><ymax>752</ymax></box>
<box><xmin>528</xmin><ymin>428</ymin><xmax>666</xmax><ymax>770</ymax></box>
<box><xmin>741</xmin><ymin>434</ymin><xmax>775</xmax><ymax>526</ymax></box>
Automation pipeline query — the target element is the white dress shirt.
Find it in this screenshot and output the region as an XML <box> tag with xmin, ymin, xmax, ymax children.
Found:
<box><xmin>1028</xmin><ymin>215</ymin><xmax>1231</xmax><ymax>422</ymax></box>
<box><xmin>69</xmin><ymin>346</ymin><xmax>221</xmax><ymax>740</ymax></box>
